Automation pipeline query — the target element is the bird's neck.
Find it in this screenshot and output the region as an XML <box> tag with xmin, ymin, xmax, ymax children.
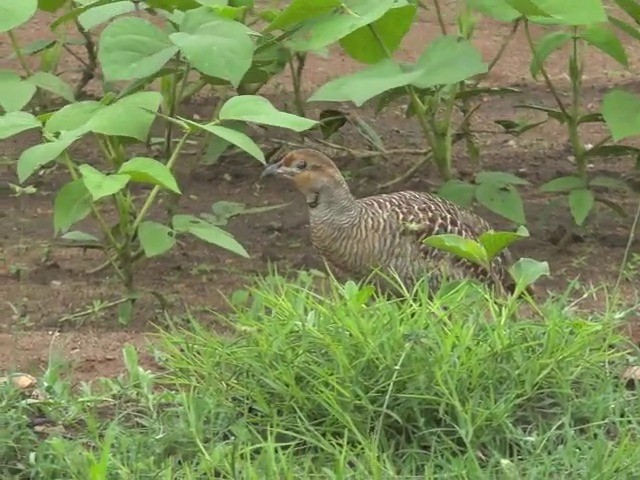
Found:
<box><xmin>308</xmin><ymin>184</ymin><xmax>358</xmax><ymax>223</ymax></box>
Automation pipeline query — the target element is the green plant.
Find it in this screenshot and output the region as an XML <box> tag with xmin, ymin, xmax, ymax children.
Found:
<box><xmin>490</xmin><ymin>0</ymin><xmax>638</xmax><ymax>227</ymax></box>
<box><xmin>1</xmin><ymin>1</ymin><xmax>318</xmax><ymax>308</ymax></box>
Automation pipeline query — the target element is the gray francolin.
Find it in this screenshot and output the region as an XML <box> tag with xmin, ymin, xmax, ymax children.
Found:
<box><xmin>261</xmin><ymin>149</ymin><xmax>517</xmax><ymax>296</ymax></box>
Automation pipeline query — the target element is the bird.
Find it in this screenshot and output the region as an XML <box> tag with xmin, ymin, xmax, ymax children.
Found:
<box><xmin>261</xmin><ymin>148</ymin><xmax>518</xmax><ymax>297</ymax></box>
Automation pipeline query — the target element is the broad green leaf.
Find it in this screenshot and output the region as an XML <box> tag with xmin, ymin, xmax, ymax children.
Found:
<box><xmin>530</xmin><ymin>31</ymin><xmax>571</xmax><ymax>79</ymax></box>
<box><xmin>509</xmin><ymin>257</ymin><xmax>549</xmax><ymax>295</ymax></box>
<box><xmin>286</xmin><ymin>0</ymin><xmax>395</xmax><ymax>52</ymax></box>
<box><xmin>609</xmin><ymin>16</ymin><xmax>640</xmax><ymax>43</ymax></box>
<box><xmin>201</xmin><ymin>120</ymin><xmax>247</xmax><ymax>165</ymax></box>
<box><xmin>0</xmin><ymin>70</ymin><xmax>37</xmax><ymax>112</ymax></box>
<box><xmin>339</xmin><ymin>2</ymin><xmax>416</xmax><ymax>64</ymax></box>
<box><xmin>61</xmin><ymin>230</ymin><xmax>100</xmax><ymax>242</ymax></box>
<box><xmin>266</xmin><ymin>0</ymin><xmax>340</xmax><ymax>31</ymax></box>
<box><xmin>138</xmin><ymin>221</ymin><xmax>176</xmax><ymax>257</ymax></box>
<box><xmin>504</xmin><ymin>0</ymin><xmax>550</xmax><ymax>17</ymax></box>
<box><xmin>27</xmin><ymin>71</ymin><xmax>75</xmax><ymax>102</ymax></box>
<box><xmin>219</xmin><ymin>95</ymin><xmax>317</xmax><ymax>131</ymax></box>
<box><xmin>479</xmin><ymin>226</ymin><xmax>529</xmax><ymax>261</ymax></box>
<box><xmin>532</xmin><ymin>0</ymin><xmax>607</xmax><ymax>25</ymax></box>
<box><xmin>423</xmin><ymin>234</ymin><xmax>489</xmax><ymax>267</ymax></box>
<box><xmin>475</xmin><ymin>182</ymin><xmax>526</xmax><ymax>224</ymax></box>
<box><xmin>614</xmin><ymin>0</ymin><xmax>640</xmax><ymax>23</ymax></box>
<box><xmin>118</xmin><ymin>156</ymin><xmax>181</xmax><ymax>193</ymax></box>
<box><xmin>17</xmin><ymin>132</ymin><xmax>81</xmax><ymax>183</ymax></box>
<box><xmin>170</xmin><ymin>8</ymin><xmax>255</xmax><ymax>87</ymax></box>
<box><xmin>184</xmin><ymin>119</ymin><xmax>265</xmax><ymax>162</ymax></box>
<box><xmin>467</xmin><ymin>0</ymin><xmax>521</xmax><ymax>21</ymax></box>
<box><xmin>87</xmin><ymin>91</ymin><xmax>162</xmax><ymax>141</ymax></box>
<box><xmin>77</xmin><ymin>0</ymin><xmax>137</xmax><ymax>30</ymax></box>
<box><xmin>475</xmin><ymin>170</ymin><xmax>530</xmax><ymax>186</ymax></box>
<box><xmin>581</xmin><ymin>23</ymin><xmax>628</xmax><ymax>66</ymax></box>
<box><xmin>437</xmin><ymin>179</ymin><xmax>476</xmax><ymax>207</ymax></box>
<box><xmin>78</xmin><ymin>164</ymin><xmax>130</xmax><ymax>200</ymax></box>
<box><xmin>38</xmin><ymin>0</ymin><xmax>68</xmax><ymax>13</ymax></box>
<box><xmin>586</xmin><ymin>144</ymin><xmax>640</xmax><ymax>158</ymax></box>
<box><xmin>53</xmin><ymin>179</ymin><xmax>92</xmax><ymax>233</ymax></box>
<box><xmin>0</xmin><ymin>0</ymin><xmax>37</xmax><ymax>31</ymax></box>
<box><xmin>601</xmin><ymin>89</ymin><xmax>640</xmax><ymax>141</ymax></box>
<box><xmin>0</xmin><ymin>111</ymin><xmax>41</xmax><ymax>139</ymax></box>
<box><xmin>589</xmin><ymin>175</ymin><xmax>628</xmax><ymax>190</ymax></box>
<box><xmin>309</xmin><ymin>59</ymin><xmax>415</xmax><ymax>106</ymax></box>
<box><xmin>410</xmin><ymin>36</ymin><xmax>487</xmax><ymax>89</ymax></box>
<box><xmin>539</xmin><ymin>175</ymin><xmax>585</xmax><ymax>192</ymax></box>
<box><xmin>568</xmin><ymin>188</ymin><xmax>594</xmax><ymax>225</ymax></box>
<box><xmin>98</xmin><ymin>17</ymin><xmax>178</xmax><ymax>81</ymax></box>
<box><xmin>172</xmin><ymin>214</ymin><xmax>249</xmax><ymax>257</ymax></box>
<box><xmin>45</xmin><ymin>100</ymin><xmax>104</xmax><ymax>133</ymax></box>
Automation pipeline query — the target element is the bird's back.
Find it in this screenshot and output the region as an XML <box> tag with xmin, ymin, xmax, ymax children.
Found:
<box><xmin>310</xmin><ymin>190</ymin><xmax>514</xmax><ymax>294</ymax></box>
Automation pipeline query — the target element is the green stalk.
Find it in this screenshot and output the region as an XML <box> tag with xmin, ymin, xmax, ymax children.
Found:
<box><xmin>131</xmin><ymin>132</ymin><xmax>190</xmax><ymax>234</ymax></box>
<box><xmin>568</xmin><ymin>28</ymin><xmax>586</xmax><ymax>179</ymax></box>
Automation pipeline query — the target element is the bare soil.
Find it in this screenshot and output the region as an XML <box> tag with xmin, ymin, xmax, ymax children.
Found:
<box><xmin>1</xmin><ymin>4</ymin><xmax>640</xmax><ymax>381</ymax></box>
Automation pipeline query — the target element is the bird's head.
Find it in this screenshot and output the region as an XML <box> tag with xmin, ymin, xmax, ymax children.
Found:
<box><xmin>260</xmin><ymin>149</ymin><xmax>349</xmax><ymax>207</ymax></box>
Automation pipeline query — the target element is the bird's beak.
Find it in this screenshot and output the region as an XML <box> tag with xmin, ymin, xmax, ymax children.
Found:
<box><xmin>260</xmin><ymin>162</ymin><xmax>281</xmax><ymax>180</ymax></box>
<box><xmin>260</xmin><ymin>161</ymin><xmax>298</xmax><ymax>180</ymax></box>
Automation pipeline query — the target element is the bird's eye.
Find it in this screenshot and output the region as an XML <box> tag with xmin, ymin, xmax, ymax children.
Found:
<box><xmin>296</xmin><ymin>161</ymin><xmax>307</xmax><ymax>170</ymax></box>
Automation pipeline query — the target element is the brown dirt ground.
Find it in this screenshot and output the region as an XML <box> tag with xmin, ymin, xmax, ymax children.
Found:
<box><xmin>1</xmin><ymin>3</ymin><xmax>640</xmax><ymax>381</ymax></box>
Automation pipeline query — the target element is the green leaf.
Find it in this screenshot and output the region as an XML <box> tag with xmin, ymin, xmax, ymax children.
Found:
<box><xmin>509</xmin><ymin>258</ymin><xmax>549</xmax><ymax>295</ymax></box>
<box><xmin>539</xmin><ymin>175</ymin><xmax>585</xmax><ymax>192</ymax></box>
<box><xmin>77</xmin><ymin>0</ymin><xmax>137</xmax><ymax>30</ymax></box>
<box><xmin>580</xmin><ymin>23</ymin><xmax>628</xmax><ymax>66</ymax></box>
<box><xmin>339</xmin><ymin>2</ymin><xmax>416</xmax><ymax>64</ymax></box>
<box><xmin>266</xmin><ymin>0</ymin><xmax>340</xmax><ymax>31</ymax></box>
<box><xmin>602</xmin><ymin>89</ymin><xmax>640</xmax><ymax>141</ymax></box>
<box><xmin>310</xmin><ymin>37</ymin><xmax>486</xmax><ymax>107</ymax></box>
<box><xmin>589</xmin><ymin>175</ymin><xmax>629</xmax><ymax>190</ymax></box>
<box><xmin>45</xmin><ymin>100</ymin><xmax>104</xmax><ymax>133</ymax></box>
<box><xmin>87</xmin><ymin>91</ymin><xmax>162</xmax><ymax>141</ymax></box>
<box><xmin>78</xmin><ymin>164</ymin><xmax>130</xmax><ymax>201</ymax></box>
<box><xmin>0</xmin><ymin>0</ymin><xmax>37</xmax><ymax>31</ymax></box>
<box><xmin>138</xmin><ymin>221</ymin><xmax>176</xmax><ymax>257</ymax></box>
<box><xmin>98</xmin><ymin>17</ymin><xmax>178</xmax><ymax>81</ymax></box>
<box><xmin>0</xmin><ymin>111</ymin><xmax>41</xmax><ymax>139</ymax></box>
<box><xmin>568</xmin><ymin>188</ymin><xmax>594</xmax><ymax>225</ymax></box>
<box><xmin>467</xmin><ymin>0</ymin><xmax>521</xmax><ymax>21</ymax></box>
<box><xmin>614</xmin><ymin>0</ymin><xmax>640</xmax><ymax>23</ymax></box>
<box><xmin>504</xmin><ymin>0</ymin><xmax>550</xmax><ymax>17</ymax></box>
<box><xmin>61</xmin><ymin>230</ymin><xmax>100</xmax><ymax>242</ymax></box>
<box><xmin>0</xmin><ymin>70</ymin><xmax>37</xmax><ymax>112</ymax></box>
<box><xmin>184</xmin><ymin>119</ymin><xmax>264</xmax><ymax>163</ymax></box>
<box><xmin>533</xmin><ymin>0</ymin><xmax>607</xmax><ymax>25</ymax></box>
<box><xmin>437</xmin><ymin>179</ymin><xmax>476</xmax><ymax>207</ymax></box>
<box><xmin>170</xmin><ymin>8</ymin><xmax>255</xmax><ymax>87</ymax></box>
<box><xmin>38</xmin><ymin>0</ymin><xmax>68</xmax><ymax>13</ymax></box>
<box><xmin>201</xmin><ymin>120</ymin><xmax>247</xmax><ymax>165</ymax></box>
<box><xmin>475</xmin><ymin>182</ymin><xmax>526</xmax><ymax>224</ymax></box>
<box><xmin>219</xmin><ymin>95</ymin><xmax>317</xmax><ymax>132</ymax></box>
<box><xmin>475</xmin><ymin>170</ymin><xmax>530</xmax><ymax>186</ymax></box>
<box><xmin>172</xmin><ymin>214</ymin><xmax>249</xmax><ymax>257</ymax></box>
<box><xmin>479</xmin><ymin>226</ymin><xmax>529</xmax><ymax>261</ymax></box>
<box><xmin>608</xmin><ymin>16</ymin><xmax>640</xmax><ymax>43</ymax></box>
<box><xmin>585</xmin><ymin>144</ymin><xmax>640</xmax><ymax>158</ymax></box>
<box><xmin>27</xmin><ymin>71</ymin><xmax>75</xmax><ymax>102</ymax></box>
<box><xmin>118</xmin><ymin>157</ymin><xmax>181</xmax><ymax>193</ymax></box>
<box><xmin>286</xmin><ymin>0</ymin><xmax>395</xmax><ymax>52</ymax></box>
<box><xmin>17</xmin><ymin>132</ymin><xmax>81</xmax><ymax>183</ymax></box>
<box><xmin>530</xmin><ymin>31</ymin><xmax>571</xmax><ymax>79</ymax></box>
<box><xmin>410</xmin><ymin>36</ymin><xmax>488</xmax><ymax>89</ymax></box>
<box><xmin>53</xmin><ymin>179</ymin><xmax>92</xmax><ymax>233</ymax></box>
<box><xmin>423</xmin><ymin>234</ymin><xmax>488</xmax><ymax>267</ymax></box>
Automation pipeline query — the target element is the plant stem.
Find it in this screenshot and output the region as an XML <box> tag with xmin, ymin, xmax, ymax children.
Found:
<box><xmin>8</xmin><ymin>30</ymin><xmax>32</xmax><ymax>76</ymax></box>
<box><xmin>614</xmin><ymin>195</ymin><xmax>640</xmax><ymax>295</ymax></box>
<box><xmin>61</xmin><ymin>152</ymin><xmax>126</xmax><ymax>281</ymax></box>
<box><xmin>366</xmin><ymin>24</ymin><xmax>437</xmax><ymax>169</ymax></box>
<box><xmin>568</xmin><ymin>29</ymin><xmax>585</xmax><ymax>179</ymax></box>
<box><xmin>433</xmin><ymin>0</ymin><xmax>447</xmax><ymax>35</ymax></box>
<box><xmin>289</xmin><ymin>53</ymin><xmax>306</xmax><ymax>117</ymax></box>
<box><xmin>131</xmin><ymin>132</ymin><xmax>190</xmax><ymax>234</ymax></box>
<box><xmin>523</xmin><ymin>21</ymin><xmax>569</xmax><ymax>118</ymax></box>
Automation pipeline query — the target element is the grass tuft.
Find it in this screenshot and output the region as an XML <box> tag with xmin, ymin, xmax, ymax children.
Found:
<box><xmin>2</xmin><ymin>274</ymin><xmax>640</xmax><ymax>478</ymax></box>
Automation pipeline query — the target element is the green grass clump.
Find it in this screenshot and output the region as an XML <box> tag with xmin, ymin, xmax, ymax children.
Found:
<box><xmin>1</xmin><ymin>274</ymin><xmax>640</xmax><ymax>478</ymax></box>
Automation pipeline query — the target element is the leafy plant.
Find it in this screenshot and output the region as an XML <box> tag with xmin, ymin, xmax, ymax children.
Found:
<box><xmin>423</xmin><ymin>225</ymin><xmax>549</xmax><ymax>296</ymax></box>
<box><xmin>490</xmin><ymin>0</ymin><xmax>637</xmax><ymax>226</ymax></box>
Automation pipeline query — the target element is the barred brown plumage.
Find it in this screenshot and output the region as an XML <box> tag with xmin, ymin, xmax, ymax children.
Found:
<box><xmin>261</xmin><ymin>148</ymin><xmax>517</xmax><ymax>296</ymax></box>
